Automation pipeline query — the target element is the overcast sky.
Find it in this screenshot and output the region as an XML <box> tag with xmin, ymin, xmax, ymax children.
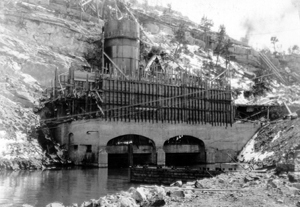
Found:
<box><xmin>146</xmin><ymin>0</ymin><xmax>300</xmax><ymax>51</ymax></box>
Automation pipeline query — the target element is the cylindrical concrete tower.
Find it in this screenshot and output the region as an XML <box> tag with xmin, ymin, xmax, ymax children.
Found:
<box><xmin>104</xmin><ymin>19</ymin><xmax>140</xmax><ymax>76</ymax></box>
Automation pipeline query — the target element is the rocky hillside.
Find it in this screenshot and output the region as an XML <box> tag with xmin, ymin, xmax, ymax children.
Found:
<box><xmin>132</xmin><ymin>3</ymin><xmax>300</xmax><ymax>106</ymax></box>
<box><xmin>239</xmin><ymin>117</ymin><xmax>300</xmax><ymax>168</ymax></box>
<box><xmin>0</xmin><ymin>0</ymin><xmax>103</xmax><ymax>169</ymax></box>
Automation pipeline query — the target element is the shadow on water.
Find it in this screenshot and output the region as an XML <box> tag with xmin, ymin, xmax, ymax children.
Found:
<box><xmin>0</xmin><ymin>168</ymin><xmax>139</xmax><ymax>206</ymax></box>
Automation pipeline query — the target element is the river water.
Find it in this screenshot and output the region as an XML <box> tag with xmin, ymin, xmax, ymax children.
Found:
<box><xmin>0</xmin><ymin>168</ymin><xmax>139</xmax><ymax>206</ymax></box>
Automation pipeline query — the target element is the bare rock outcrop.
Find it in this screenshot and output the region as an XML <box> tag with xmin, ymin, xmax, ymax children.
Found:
<box><xmin>0</xmin><ymin>0</ymin><xmax>103</xmax><ymax>169</ymax></box>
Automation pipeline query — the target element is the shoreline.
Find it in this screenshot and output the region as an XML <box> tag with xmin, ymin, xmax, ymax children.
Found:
<box><xmin>44</xmin><ymin>169</ymin><xmax>300</xmax><ymax>207</ymax></box>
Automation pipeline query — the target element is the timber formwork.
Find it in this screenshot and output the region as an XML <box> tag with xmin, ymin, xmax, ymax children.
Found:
<box><xmin>44</xmin><ymin>67</ymin><xmax>233</xmax><ymax>126</ymax></box>
<box><xmin>102</xmin><ymin>79</ymin><xmax>232</xmax><ymax>125</ymax></box>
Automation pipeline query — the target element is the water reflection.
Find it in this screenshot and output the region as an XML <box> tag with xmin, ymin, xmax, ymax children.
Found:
<box><xmin>0</xmin><ymin>168</ymin><xmax>137</xmax><ymax>206</ymax></box>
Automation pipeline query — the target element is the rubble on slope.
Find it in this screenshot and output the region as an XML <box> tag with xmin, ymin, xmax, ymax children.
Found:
<box><xmin>239</xmin><ymin>118</ymin><xmax>300</xmax><ymax>168</ymax></box>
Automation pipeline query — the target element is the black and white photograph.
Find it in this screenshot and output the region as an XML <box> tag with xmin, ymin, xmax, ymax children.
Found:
<box><xmin>0</xmin><ymin>0</ymin><xmax>300</xmax><ymax>206</ymax></box>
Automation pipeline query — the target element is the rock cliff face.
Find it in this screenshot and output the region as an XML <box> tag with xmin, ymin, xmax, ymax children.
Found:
<box><xmin>0</xmin><ymin>0</ymin><xmax>103</xmax><ymax>86</ymax></box>
<box><xmin>0</xmin><ymin>0</ymin><xmax>103</xmax><ymax>169</ymax></box>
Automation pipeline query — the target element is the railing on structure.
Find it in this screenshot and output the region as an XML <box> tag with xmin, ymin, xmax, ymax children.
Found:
<box><xmin>101</xmin><ymin>61</ymin><xmax>229</xmax><ymax>86</ymax></box>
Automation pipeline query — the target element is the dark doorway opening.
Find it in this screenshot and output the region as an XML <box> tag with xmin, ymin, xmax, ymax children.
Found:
<box><xmin>164</xmin><ymin>135</ymin><xmax>205</xmax><ymax>166</ymax></box>
<box><xmin>107</xmin><ymin>134</ymin><xmax>156</xmax><ymax>168</ymax></box>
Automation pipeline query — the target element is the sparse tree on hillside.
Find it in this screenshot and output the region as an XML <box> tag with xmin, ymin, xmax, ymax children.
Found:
<box><xmin>292</xmin><ymin>45</ymin><xmax>299</xmax><ymax>51</ymax></box>
<box><xmin>214</xmin><ymin>25</ymin><xmax>227</xmax><ymax>65</ymax></box>
<box><xmin>200</xmin><ymin>16</ymin><xmax>214</xmax><ymax>32</ymax></box>
<box><xmin>200</xmin><ymin>16</ymin><xmax>214</xmax><ymax>51</ymax></box>
<box><xmin>271</xmin><ymin>36</ymin><xmax>278</xmax><ymax>52</ymax></box>
<box><xmin>163</xmin><ymin>3</ymin><xmax>172</xmax><ymax>14</ymax></box>
<box><xmin>167</xmin><ymin>3</ymin><xmax>172</xmax><ymax>10</ymax></box>
<box><xmin>291</xmin><ymin>45</ymin><xmax>300</xmax><ymax>54</ymax></box>
<box><xmin>219</xmin><ymin>25</ymin><xmax>226</xmax><ymax>37</ymax></box>
<box><xmin>172</xmin><ymin>23</ymin><xmax>188</xmax><ymax>58</ymax></box>
<box><xmin>174</xmin><ymin>23</ymin><xmax>187</xmax><ymax>44</ymax></box>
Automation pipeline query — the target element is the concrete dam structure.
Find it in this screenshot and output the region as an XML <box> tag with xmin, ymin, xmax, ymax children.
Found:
<box><xmin>41</xmin><ymin>19</ymin><xmax>260</xmax><ymax>168</ymax></box>
<box><xmin>55</xmin><ymin>120</ymin><xmax>259</xmax><ymax>167</ymax></box>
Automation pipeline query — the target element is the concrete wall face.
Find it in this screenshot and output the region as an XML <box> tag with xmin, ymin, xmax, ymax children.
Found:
<box><xmin>56</xmin><ymin>119</ymin><xmax>260</xmax><ymax>166</ymax></box>
<box><xmin>164</xmin><ymin>145</ymin><xmax>202</xmax><ymax>153</ymax></box>
<box><xmin>106</xmin><ymin>145</ymin><xmax>154</xmax><ymax>154</ymax></box>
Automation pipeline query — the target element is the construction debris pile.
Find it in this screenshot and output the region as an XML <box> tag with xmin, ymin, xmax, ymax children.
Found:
<box><xmin>45</xmin><ymin>170</ymin><xmax>300</xmax><ymax>207</ymax></box>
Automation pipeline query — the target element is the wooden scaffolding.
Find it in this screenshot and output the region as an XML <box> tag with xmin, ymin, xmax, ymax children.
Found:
<box><xmin>43</xmin><ymin>65</ymin><xmax>233</xmax><ymax>126</ymax></box>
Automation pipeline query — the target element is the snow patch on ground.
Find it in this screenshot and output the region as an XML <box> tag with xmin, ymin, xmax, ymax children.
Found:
<box><xmin>271</xmin><ymin>131</ymin><xmax>282</xmax><ymax>143</ymax></box>
<box><xmin>235</xmin><ymin>93</ymin><xmax>249</xmax><ymax>105</ymax></box>
<box><xmin>0</xmin><ymin>46</ymin><xmax>30</xmax><ymax>60</ymax></box>
<box><xmin>0</xmin><ymin>130</ymin><xmax>43</xmax><ymax>160</ymax></box>
<box><xmin>239</xmin><ymin>132</ymin><xmax>274</xmax><ymax>162</ymax></box>
<box><xmin>21</xmin><ymin>74</ymin><xmax>38</xmax><ymax>84</ymax></box>
<box><xmin>186</xmin><ymin>45</ymin><xmax>199</xmax><ymax>53</ymax></box>
<box><xmin>231</xmin><ymin>78</ymin><xmax>252</xmax><ymax>90</ymax></box>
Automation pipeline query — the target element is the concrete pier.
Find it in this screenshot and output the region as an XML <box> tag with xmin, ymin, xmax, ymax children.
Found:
<box><xmin>98</xmin><ymin>146</ymin><xmax>108</xmax><ymax>168</ymax></box>
<box><xmin>157</xmin><ymin>147</ymin><xmax>166</xmax><ymax>166</ymax></box>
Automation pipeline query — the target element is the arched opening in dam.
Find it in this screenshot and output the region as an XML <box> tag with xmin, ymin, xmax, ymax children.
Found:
<box><xmin>106</xmin><ymin>134</ymin><xmax>156</xmax><ymax>168</ymax></box>
<box><xmin>163</xmin><ymin>135</ymin><xmax>206</xmax><ymax>166</ymax></box>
